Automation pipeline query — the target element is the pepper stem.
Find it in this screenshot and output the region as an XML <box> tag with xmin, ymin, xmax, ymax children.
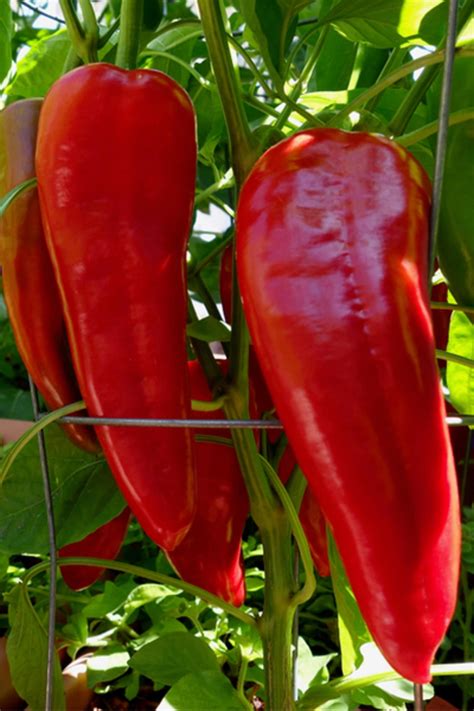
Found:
<box><xmin>116</xmin><ymin>0</ymin><xmax>144</xmax><ymax>70</ymax></box>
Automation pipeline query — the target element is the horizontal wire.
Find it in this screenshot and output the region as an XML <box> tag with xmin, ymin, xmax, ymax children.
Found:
<box><xmin>58</xmin><ymin>414</ymin><xmax>474</xmax><ymax>428</ymax></box>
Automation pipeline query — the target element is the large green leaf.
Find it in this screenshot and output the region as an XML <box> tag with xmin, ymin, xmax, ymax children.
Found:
<box><xmin>321</xmin><ymin>0</ymin><xmax>445</xmax><ymax>48</ymax></box>
<box><xmin>6</xmin><ymin>29</ymin><xmax>70</xmax><ymax>99</ymax></box>
<box><xmin>0</xmin><ymin>0</ymin><xmax>12</xmax><ymax>83</ymax></box>
<box><xmin>238</xmin><ymin>0</ymin><xmax>311</xmax><ymax>79</ymax></box>
<box><xmin>7</xmin><ymin>584</ymin><xmax>65</xmax><ymax>711</ymax></box>
<box><xmin>0</xmin><ymin>424</ymin><xmax>125</xmax><ymax>554</ymax></box>
<box><xmin>157</xmin><ymin>670</ymin><xmax>247</xmax><ymax>711</ymax></box>
<box><xmin>130</xmin><ymin>631</ymin><xmax>220</xmax><ymax>685</ymax></box>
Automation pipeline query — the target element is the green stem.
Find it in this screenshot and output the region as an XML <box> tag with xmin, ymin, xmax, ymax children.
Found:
<box><xmin>431</xmin><ymin>301</ymin><xmax>474</xmax><ymax>314</ymax></box>
<box><xmin>0</xmin><ymin>178</ymin><xmax>36</xmax><ymax>217</ymax></box>
<box><xmin>275</xmin><ymin>26</ymin><xmax>329</xmax><ymax>131</ymax></box>
<box><xmin>436</xmin><ymin>349</ymin><xmax>474</xmax><ymax>368</ymax></box>
<box><xmin>23</xmin><ymin>559</ymin><xmax>257</xmax><ymax>628</ymax></box>
<box><xmin>259</xmin><ymin>457</ymin><xmax>316</xmax><ymax>609</ymax></box>
<box><xmin>298</xmin><ymin>664</ymin><xmax>474</xmax><ymax>709</ymax></box>
<box><xmin>77</xmin><ymin>0</ymin><xmax>98</xmax><ymax>62</ymax></box>
<box><xmin>388</xmin><ymin>0</ymin><xmax>474</xmax><ymax>136</ymax></box>
<box><xmin>59</xmin><ymin>0</ymin><xmax>87</xmax><ymax>61</ymax></box>
<box><xmin>396</xmin><ymin>108</ymin><xmax>474</xmax><ymax>147</ymax></box>
<box><xmin>237</xmin><ymin>657</ymin><xmax>252</xmax><ymax>710</ymax></box>
<box><xmin>258</xmin><ymin>513</ymin><xmax>297</xmax><ymax>711</ymax></box>
<box><xmin>191</xmin><ymin>396</ymin><xmax>226</xmax><ymax>412</ymax></box>
<box><xmin>142</xmin><ymin>50</ymin><xmax>213</xmax><ymax>88</ymax></box>
<box><xmin>197</xmin><ymin>0</ymin><xmax>258</xmax><ymax>188</ymax></box>
<box><xmin>115</xmin><ymin>0</ymin><xmax>144</xmax><ymax>69</ymax></box>
<box><xmin>0</xmin><ymin>401</ymin><xmax>88</xmax><ymax>482</ymax></box>
<box><xmin>194</xmin><ymin>170</ymin><xmax>234</xmax><ymax>207</ymax></box>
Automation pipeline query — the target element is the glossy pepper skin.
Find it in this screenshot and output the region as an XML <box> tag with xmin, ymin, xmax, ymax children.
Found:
<box><xmin>236</xmin><ymin>128</ymin><xmax>460</xmax><ymax>683</ymax></box>
<box><xmin>36</xmin><ymin>64</ymin><xmax>197</xmax><ymax>551</ymax></box>
<box><xmin>59</xmin><ymin>507</ymin><xmax>130</xmax><ymax>591</ymax></box>
<box><xmin>0</xmin><ymin>99</ymin><xmax>98</xmax><ymax>453</ymax></box>
<box><xmin>167</xmin><ymin>360</ymin><xmax>249</xmax><ymax>606</ymax></box>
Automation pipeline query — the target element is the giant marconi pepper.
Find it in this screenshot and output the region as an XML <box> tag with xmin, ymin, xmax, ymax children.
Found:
<box><xmin>0</xmin><ymin>99</ymin><xmax>98</xmax><ymax>452</ymax></box>
<box><xmin>236</xmin><ymin>128</ymin><xmax>460</xmax><ymax>682</ymax></box>
<box><xmin>36</xmin><ymin>64</ymin><xmax>197</xmax><ymax>551</ymax></box>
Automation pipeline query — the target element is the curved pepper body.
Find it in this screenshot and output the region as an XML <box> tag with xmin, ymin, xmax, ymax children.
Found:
<box><xmin>36</xmin><ymin>64</ymin><xmax>197</xmax><ymax>551</ymax></box>
<box><xmin>59</xmin><ymin>507</ymin><xmax>131</xmax><ymax>591</ymax></box>
<box><xmin>167</xmin><ymin>360</ymin><xmax>248</xmax><ymax>606</ymax></box>
<box><xmin>236</xmin><ymin>128</ymin><xmax>460</xmax><ymax>682</ymax></box>
<box><xmin>0</xmin><ymin>99</ymin><xmax>98</xmax><ymax>452</ymax></box>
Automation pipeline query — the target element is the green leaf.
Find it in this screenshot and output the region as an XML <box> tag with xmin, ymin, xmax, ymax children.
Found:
<box><xmin>6</xmin><ymin>585</ymin><xmax>65</xmax><ymax>711</ymax></box>
<box><xmin>157</xmin><ymin>670</ymin><xmax>247</xmax><ymax>710</ymax></box>
<box><xmin>0</xmin><ymin>424</ymin><xmax>126</xmax><ymax>555</ymax></box>
<box><xmin>123</xmin><ymin>583</ymin><xmax>181</xmax><ymax>616</ymax></box>
<box><xmin>321</xmin><ymin>0</ymin><xmax>445</xmax><ymax>48</ymax></box>
<box><xmin>6</xmin><ymin>30</ymin><xmax>70</xmax><ymax>99</ymax></box>
<box><xmin>146</xmin><ymin>21</ymin><xmax>202</xmax><ymax>52</ymax></box>
<box><xmin>83</xmin><ymin>579</ymin><xmax>137</xmax><ymax>618</ymax></box>
<box><xmin>186</xmin><ymin>316</ymin><xmax>231</xmax><ymax>342</ymax></box>
<box><xmin>312</xmin><ymin>28</ymin><xmax>358</xmax><ymax>91</ymax></box>
<box><xmin>328</xmin><ymin>532</ymin><xmax>371</xmax><ymax>675</ymax></box>
<box><xmin>238</xmin><ymin>0</ymin><xmax>310</xmax><ymax>78</ymax></box>
<box><xmin>447</xmin><ymin>308</ymin><xmax>474</xmax><ymax>417</ymax></box>
<box><xmin>129</xmin><ymin>631</ymin><xmax>220</xmax><ymax>686</ymax></box>
<box><xmin>296</xmin><ymin>638</ymin><xmax>335</xmax><ymax>694</ymax></box>
<box><xmin>0</xmin><ymin>0</ymin><xmax>12</xmax><ymax>83</ymax></box>
<box><xmin>0</xmin><ymin>380</ymin><xmax>33</xmax><ymax>420</ymax></box>
<box><xmin>87</xmin><ymin>645</ymin><xmax>130</xmax><ymax>686</ymax></box>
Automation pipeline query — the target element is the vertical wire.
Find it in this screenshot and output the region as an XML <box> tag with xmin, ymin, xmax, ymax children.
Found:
<box><xmin>28</xmin><ymin>376</ymin><xmax>57</xmax><ymax>711</ymax></box>
<box><xmin>420</xmin><ymin>0</ymin><xmax>460</xmax><ymax>705</ymax></box>
<box><xmin>428</xmin><ymin>0</ymin><xmax>460</xmax><ymax>279</ymax></box>
<box><xmin>414</xmin><ymin>681</ymin><xmax>424</xmax><ymax>711</ymax></box>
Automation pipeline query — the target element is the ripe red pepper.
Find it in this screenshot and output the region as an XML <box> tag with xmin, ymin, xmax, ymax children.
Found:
<box><xmin>36</xmin><ymin>64</ymin><xmax>197</xmax><ymax>551</ymax></box>
<box><xmin>59</xmin><ymin>508</ymin><xmax>131</xmax><ymax>591</ymax></box>
<box><xmin>236</xmin><ymin>128</ymin><xmax>460</xmax><ymax>682</ymax></box>
<box><xmin>167</xmin><ymin>360</ymin><xmax>249</xmax><ymax>606</ymax></box>
<box><xmin>0</xmin><ymin>99</ymin><xmax>98</xmax><ymax>453</ymax></box>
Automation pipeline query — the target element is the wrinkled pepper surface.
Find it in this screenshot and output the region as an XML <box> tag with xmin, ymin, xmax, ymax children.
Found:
<box><xmin>59</xmin><ymin>508</ymin><xmax>130</xmax><ymax>591</ymax></box>
<box><xmin>36</xmin><ymin>64</ymin><xmax>197</xmax><ymax>551</ymax></box>
<box><xmin>167</xmin><ymin>360</ymin><xmax>249</xmax><ymax>606</ymax></box>
<box><xmin>0</xmin><ymin>99</ymin><xmax>98</xmax><ymax>452</ymax></box>
<box><xmin>236</xmin><ymin>128</ymin><xmax>460</xmax><ymax>682</ymax></box>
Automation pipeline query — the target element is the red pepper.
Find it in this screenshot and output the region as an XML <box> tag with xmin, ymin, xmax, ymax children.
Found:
<box><xmin>236</xmin><ymin>128</ymin><xmax>460</xmax><ymax>682</ymax></box>
<box><xmin>167</xmin><ymin>360</ymin><xmax>249</xmax><ymax>606</ymax></box>
<box><xmin>220</xmin><ymin>243</ymin><xmax>330</xmax><ymax>576</ymax></box>
<box><xmin>59</xmin><ymin>508</ymin><xmax>131</xmax><ymax>591</ymax></box>
<box><xmin>0</xmin><ymin>99</ymin><xmax>98</xmax><ymax>453</ymax></box>
<box><xmin>36</xmin><ymin>64</ymin><xmax>197</xmax><ymax>551</ymax></box>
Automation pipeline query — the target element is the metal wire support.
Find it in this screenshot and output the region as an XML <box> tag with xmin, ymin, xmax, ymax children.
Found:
<box><xmin>414</xmin><ymin>682</ymin><xmax>424</xmax><ymax>711</ymax></box>
<box><xmin>59</xmin><ymin>414</ymin><xmax>474</xmax><ymax>428</ymax></box>
<box><xmin>28</xmin><ymin>376</ymin><xmax>57</xmax><ymax>711</ymax></box>
<box><xmin>428</xmin><ymin>0</ymin><xmax>460</xmax><ymax>278</ymax></box>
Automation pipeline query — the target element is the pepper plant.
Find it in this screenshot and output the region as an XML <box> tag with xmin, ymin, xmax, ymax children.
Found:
<box><xmin>0</xmin><ymin>0</ymin><xmax>473</xmax><ymax>710</ymax></box>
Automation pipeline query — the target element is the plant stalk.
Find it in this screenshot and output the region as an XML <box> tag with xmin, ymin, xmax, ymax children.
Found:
<box><xmin>115</xmin><ymin>0</ymin><xmax>144</xmax><ymax>69</ymax></box>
